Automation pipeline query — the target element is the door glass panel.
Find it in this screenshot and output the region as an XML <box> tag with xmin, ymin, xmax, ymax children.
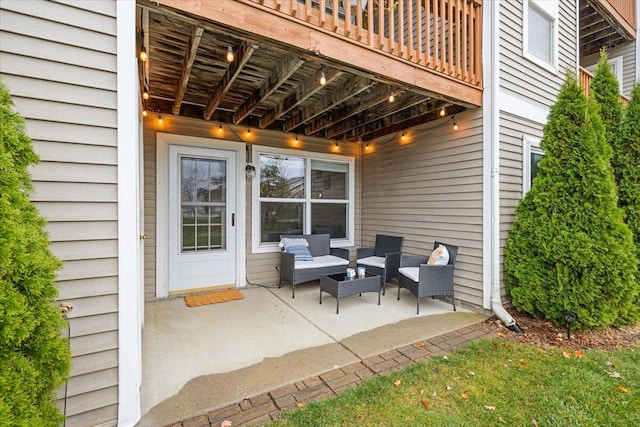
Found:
<box><xmin>260</xmin><ymin>202</ymin><xmax>304</xmax><ymax>242</ymax></box>
<box><xmin>181</xmin><ymin>157</ymin><xmax>226</xmax><ymax>252</ymax></box>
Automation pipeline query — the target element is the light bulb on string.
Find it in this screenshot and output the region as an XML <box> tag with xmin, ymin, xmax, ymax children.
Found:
<box><xmin>319</xmin><ymin>70</ymin><xmax>327</xmax><ymax>86</ymax></box>
<box><xmin>452</xmin><ymin>116</ymin><xmax>458</xmax><ymax>131</ymax></box>
<box><xmin>440</xmin><ymin>106</ymin><xmax>446</xmax><ymax>116</ymax></box>
<box><xmin>226</xmin><ymin>45</ymin><xmax>235</xmax><ymax>62</ymax></box>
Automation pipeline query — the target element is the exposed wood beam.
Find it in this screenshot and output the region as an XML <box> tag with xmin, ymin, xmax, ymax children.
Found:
<box><xmin>326</xmin><ymin>92</ymin><xmax>426</xmax><ymax>139</ymax></box>
<box><xmin>285</xmin><ymin>76</ymin><xmax>371</xmax><ymax>132</ymax></box>
<box><xmin>204</xmin><ymin>42</ymin><xmax>255</xmax><ymax>120</ymax></box>
<box><xmin>235</xmin><ymin>55</ymin><xmax>305</xmax><ymax>124</ymax></box>
<box><xmin>138</xmin><ymin>8</ymin><xmax>149</xmax><ymax>104</ymax></box>
<box><xmin>259</xmin><ymin>67</ymin><xmax>342</xmax><ymax>128</ymax></box>
<box><xmin>305</xmin><ymin>82</ymin><xmax>392</xmax><ymax>136</ymax></box>
<box><xmin>363</xmin><ymin>104</ymin><xmax>466</xmax><ymax>141</ymax></box>
<box><xmin>173</xmin><ymin>25</ymin><xmax>204</xmax><ymax>115</ymax></box>
<box><xmin>153</xmin><ymin>0</ymin><xmax>483</xmax><ymax>107</ymax></box>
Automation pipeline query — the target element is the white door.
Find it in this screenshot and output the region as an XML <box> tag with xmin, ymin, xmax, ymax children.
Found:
<box><xmin>168</xmin><ymin>145</ymin><xmax>236</xmax><ymax>293</ymax></box>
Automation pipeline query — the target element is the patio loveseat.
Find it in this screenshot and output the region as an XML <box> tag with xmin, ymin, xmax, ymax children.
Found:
<box><xmin>278</xmin><ymin>233</ymin><xmax>349</xmax><ymax>298</ymax></box>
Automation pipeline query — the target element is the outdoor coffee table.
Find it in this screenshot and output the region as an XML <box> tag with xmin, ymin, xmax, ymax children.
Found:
<box><xmin>319</xmin><ymin>272</ymin><xmax>382</xmax><ymax>314</ymax></box>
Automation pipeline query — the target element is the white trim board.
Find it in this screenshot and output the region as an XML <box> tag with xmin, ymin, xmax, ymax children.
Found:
<box><xmin>116</xmin><ymin>1</ymin><xmax>142</xmax><ymax>425</ymax></box>
<box><xmin>499</xmin><ymin>90</ymin><xmax>550</xmax><ymax>125</ymax></box>
<box><xmin>156</xmin><ymin>133</ymin><xmax>247</xmax><ymax>297</ymax></box>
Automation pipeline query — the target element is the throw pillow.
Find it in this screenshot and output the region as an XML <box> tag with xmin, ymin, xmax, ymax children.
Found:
<box><xmin>286</xmin><ymin>245</ymin><xmax>314</xmax><ymax>261</ymax></box>
<box><xmin>279</xmin><ymin>237</ymin><xmax>309</xmax><ymax>249</ymax></box>
<box><xmin>428</xmin><ymin>244</ymin><xmax>450</xmax><ymax>265</ymax></box>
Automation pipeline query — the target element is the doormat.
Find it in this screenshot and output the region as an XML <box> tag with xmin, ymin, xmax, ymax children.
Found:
<box><xmin>184</xmin><ymin>289</ymin><xmax>244</xmax><ymax>307</ymax></box>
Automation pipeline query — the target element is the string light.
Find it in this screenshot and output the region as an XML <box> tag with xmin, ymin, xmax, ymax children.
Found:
<box><xmin>139</xmin><ymin>46</ymin><xmax>148</xmax><ymax>62</ymax></box>
<box><xmin>452</xmin><ymin>116</ymin><xmax>458</xmax><ymax>131</ymax></box>
<box><xmin>142</xmin><ymin>108</ymin><xmax>148</xmax><ymax>117</ymax></box>
<box><xmin>157</xmin><ymin>110</ymin><xmax>163</xmax><ymax>124</ymax></box>
<box><xmin>226</xmin><ymin>45</ymin><xmax>235</xmax><ymax>62</ymax></box>
<box><xmin>401</xmin><ymin>131</ymin><xmax>406</xmax><ymax>141</ymax></box>
<box><xmin>334</xmin><ymin>141</ymin><xmax>339</xmax><ymax>148</ymax></box>
<box><xmin>218</xmin><ymin>122</ymin><xmax>223</xmax><ymax>134</ymax></box>
<box><xmin>365</xmin><ymin>142</ymin><xmax>370</xmax><ymax>149</ymax></box>
<box><xmin>388</xmin><ymin>88</ymin><xmax>395</xmax><ymax>103</ymax></box>
<box><xmin>142</xmin><ymin>89</ymin><xmax>150</xmax><ymax>100</ymax></box>
<box><xmin>319</xmin><ymin>70</ymin><xmax>327</xmax><ymax>86</ymax></box>
<box><xmin>294</xmin><ymin>134</ymin><xmax>299</xmax><ymax>144</ymax></box>
<box><xmin>440</xmin><ymin>106</ymin><xmax>446</xmax><ymax>116</ymax></box>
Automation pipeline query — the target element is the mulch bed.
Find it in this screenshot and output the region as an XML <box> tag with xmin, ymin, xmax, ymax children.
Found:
<box><xmin>485</xmin><ymin>308</ymin><xmax>640</xmax><ymax>351</ymax></box>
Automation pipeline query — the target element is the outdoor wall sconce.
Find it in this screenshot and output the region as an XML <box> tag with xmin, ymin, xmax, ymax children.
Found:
<box><xmin>245</xmin><ymin>164</ymin><xmax>256</xmax><ymax>179</ymax></box>
<box><xmin>563</xmin><ymin>310</ymin><xmax>577</xmax><ymax>340</ymax></box>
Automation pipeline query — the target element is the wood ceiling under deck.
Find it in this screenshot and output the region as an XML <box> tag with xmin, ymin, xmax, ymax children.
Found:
<box><xmin>137</xmin><ymin>1</ymin><xmax>474</xmax><ymax>142</ymax></box>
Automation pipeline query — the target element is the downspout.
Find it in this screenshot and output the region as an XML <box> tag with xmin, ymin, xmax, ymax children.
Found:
<box><xmin>486</xmin><ymin>0</ymin><xmax>523</xmax><ymax>333</ymax></box>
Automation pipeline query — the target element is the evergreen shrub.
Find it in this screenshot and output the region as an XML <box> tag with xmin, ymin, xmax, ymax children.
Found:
<box><xmin>0</xmin><ymin>80</ymin><xmax>70</xmax><ymax>426</ymax></box>
<box><xmin>504</xmin><ymin>73</ymin><xmax>639</xmax><ymax>330</ymax></box>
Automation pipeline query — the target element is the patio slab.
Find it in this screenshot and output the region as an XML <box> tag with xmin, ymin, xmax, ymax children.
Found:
<box><xmin>137</xmin><ymin>283</ymin><xmax>487</xmax><ymax>427</ymax></box>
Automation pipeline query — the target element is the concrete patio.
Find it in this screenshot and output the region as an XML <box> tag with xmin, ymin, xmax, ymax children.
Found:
<box><xmin>137</xmin><ymin>282</ymin><xmax>491</xmax><ymax>427</ymax></box>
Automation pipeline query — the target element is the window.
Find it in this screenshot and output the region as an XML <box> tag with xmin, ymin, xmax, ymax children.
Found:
<box><xmin>523</xmin><ymin>136</ymin><xmax>544</xmax><ymax>196</ymax></box>
<box><xmin>523</xmin><ymin>0</ymin><xmax>558</xmax><ymax>71</ymax></box>
<box><xmin>252</xmin><ymin>147</ymin><xmax>354</xmax><ymax>252</ymax></box>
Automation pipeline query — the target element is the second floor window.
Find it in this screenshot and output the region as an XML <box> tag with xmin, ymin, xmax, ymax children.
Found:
<box><xmin>524</xmin><ymin>0</ymin><xmax>557</xmax><ymax>70</ymax></box>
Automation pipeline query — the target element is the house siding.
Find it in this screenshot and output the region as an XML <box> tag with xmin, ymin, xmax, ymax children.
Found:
<box><xmin>498</xmin><ymin>113</ymin><xmax>545</xmax><ymax>289</ymax></box>
<box><xmin>143</xmin><ymin>115</ymin><xmax>361</xmax><ymax>301</ymax></box>
<box><xmin>500</xmin><ymin>0</ymin><xmax>577</xmax><ymax>109</ymax></box>
<box><xmin>0</xmin><ymin>1</ymin><xmax>119</xmax><ymax>426</ymax></box>
<box><xmin>361</xmin><ymin>109</ymin><xmax>485</xmax><ymax>307</ymax></box>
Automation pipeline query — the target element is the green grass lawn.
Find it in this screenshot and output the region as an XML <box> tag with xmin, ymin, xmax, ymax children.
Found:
<box><xmin>265</xmin><ymin>340</ymin><xmax>640</xmax><ymax>426</ymax></box>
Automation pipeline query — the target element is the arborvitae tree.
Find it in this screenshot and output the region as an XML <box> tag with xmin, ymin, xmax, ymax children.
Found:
<box><xmin>590</xmin><ymin>49</ymin><xmax>623</xmax><ymax>150</ymax></box>
<box><xmin>0</xmin><ymin>81</ymin><xmax>70</xmax><ymax>425</ymax></box>
<box><xmin>504</xmin><ymin>73</ymin><xmax>639</xmax><ymax>330</ymax></box>
<box><xmin>617</xmin><ymin>83</ymin><xmax>640</xmax><ymax>267</ymax></box>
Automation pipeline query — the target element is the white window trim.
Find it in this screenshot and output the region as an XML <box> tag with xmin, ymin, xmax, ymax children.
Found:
<box><xmin>522</xmin><ymin>0</ymin><xmax>559</xmax><ymax>74</ymax></box>
<box><xmin>251</xmin><ymin>145</ymin><xmax>355</xmax><ymax>253</ymax></box>
<box><xmin>522</xmin><ymin>135</ymin><xmax>544</xmax><ymax>196</ymax></box>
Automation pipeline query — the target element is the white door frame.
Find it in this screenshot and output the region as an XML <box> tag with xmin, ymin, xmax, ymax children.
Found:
<box><xmin>156</xmin><ymin>133</ymin><xmax>247</xmax><ymax>298</ymax></box>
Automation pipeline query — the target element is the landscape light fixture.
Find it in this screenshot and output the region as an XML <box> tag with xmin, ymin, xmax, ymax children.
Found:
<box><xmin>563</xmin><ymin>310</ymin><xmax>577</xmax><ymax>340</ymax></box>
<box><xmin>226</xmin><ymin>45</ymin><xmax>235</xmax><ymax>62</ymax></box>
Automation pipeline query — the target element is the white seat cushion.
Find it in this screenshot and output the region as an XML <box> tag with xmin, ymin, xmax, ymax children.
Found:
<box><xmin>356</xmin><ymin>256</ymin><xmax>385</xmax><ymax>269</ymax></box>
<box><xmin>295</xmin><ymin>255</ymin><xmax>349</xmax><ymax>270</ymax></box>
<box><xmin>398</xmin><ymin>267</ymin><xmax>419</xmax><ymax>282</ymax></box>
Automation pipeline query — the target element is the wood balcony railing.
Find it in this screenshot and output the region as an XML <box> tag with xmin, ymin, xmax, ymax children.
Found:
<box><xmin>579</xmin><ymin>67</ymin><xmax>628</xmax><ymax>104</ymax></box>
<box><xmin>254</xmin><ymin>0</ymin><xmax>483</xmax><ymax>88</ymax></box>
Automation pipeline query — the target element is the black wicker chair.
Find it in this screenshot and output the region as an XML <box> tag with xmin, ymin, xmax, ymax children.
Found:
<box><xmin>397</xmin><ymin>241</ymin><xmax>458</xmax><ymax>314</ymax></box>
<box><xmin>279</xmin><ymin>234</ymin><xmax>349</xmax><ymax>298</ymax></box>
<box><xmin>356</xmin><ymin>234</ymin><xmax>403</xmax><ymax>295</ymax></box>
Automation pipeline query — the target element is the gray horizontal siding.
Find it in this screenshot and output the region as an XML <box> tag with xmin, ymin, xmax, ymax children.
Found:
<box><xmin>361</xmin><ymin>109</ymin><xmax>485</xmax><ymax>307</ymax></box>
<box><xmin>499</xmin><ymin>112</ymin><xmax>545</xmax><ymax>297</ymax></box>
<box><xmin>500</xmin><ymin>1</ymin><xmax>577</xmax><ymax>109</ymax></box>
<box><xmin>143</xmin><ymin>115</ymin><xmax>361</xmax><ymax>300</ymax></box>
<box><xmin>0</xmin><ymin>1</ymin><xmax>119</xmax><ymax>426</ymax></box>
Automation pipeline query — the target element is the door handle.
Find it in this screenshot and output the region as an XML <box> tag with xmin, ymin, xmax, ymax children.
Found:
<box><xmin>232</xmin><ymin>213</ymin><xmax>235</xmax><ymax>227</ymax></box>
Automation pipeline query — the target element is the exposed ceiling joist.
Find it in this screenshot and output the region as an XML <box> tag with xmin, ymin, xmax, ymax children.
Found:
<box><xmin>234</xmin><ymin>55</ymin><xmax>305</xmax><ymax>124</ymax></box>
<box><xmin>173</xmin><ymin>25</ymin><xmax>204</xmax><ymax>115</ymax></box>
<box><xmin>259</xmin><ymin>67</ymin><xmax>342</xmax><ymax>129</ymax></box>
<box><xmin>285</xmin><ymin>76</ymin><xmax>371</xmax><ymax>132</ymax></box>
<box><xmin>204</xmin><ymin>42</ymin><xmax>255</xmax><ymax>120</ymax></box>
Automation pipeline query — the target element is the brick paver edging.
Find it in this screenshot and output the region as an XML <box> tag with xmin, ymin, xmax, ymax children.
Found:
<box><xmin>166</xmin><ymin>321</ymin><xmax>496</xmax><ymax>427</ymax></box>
